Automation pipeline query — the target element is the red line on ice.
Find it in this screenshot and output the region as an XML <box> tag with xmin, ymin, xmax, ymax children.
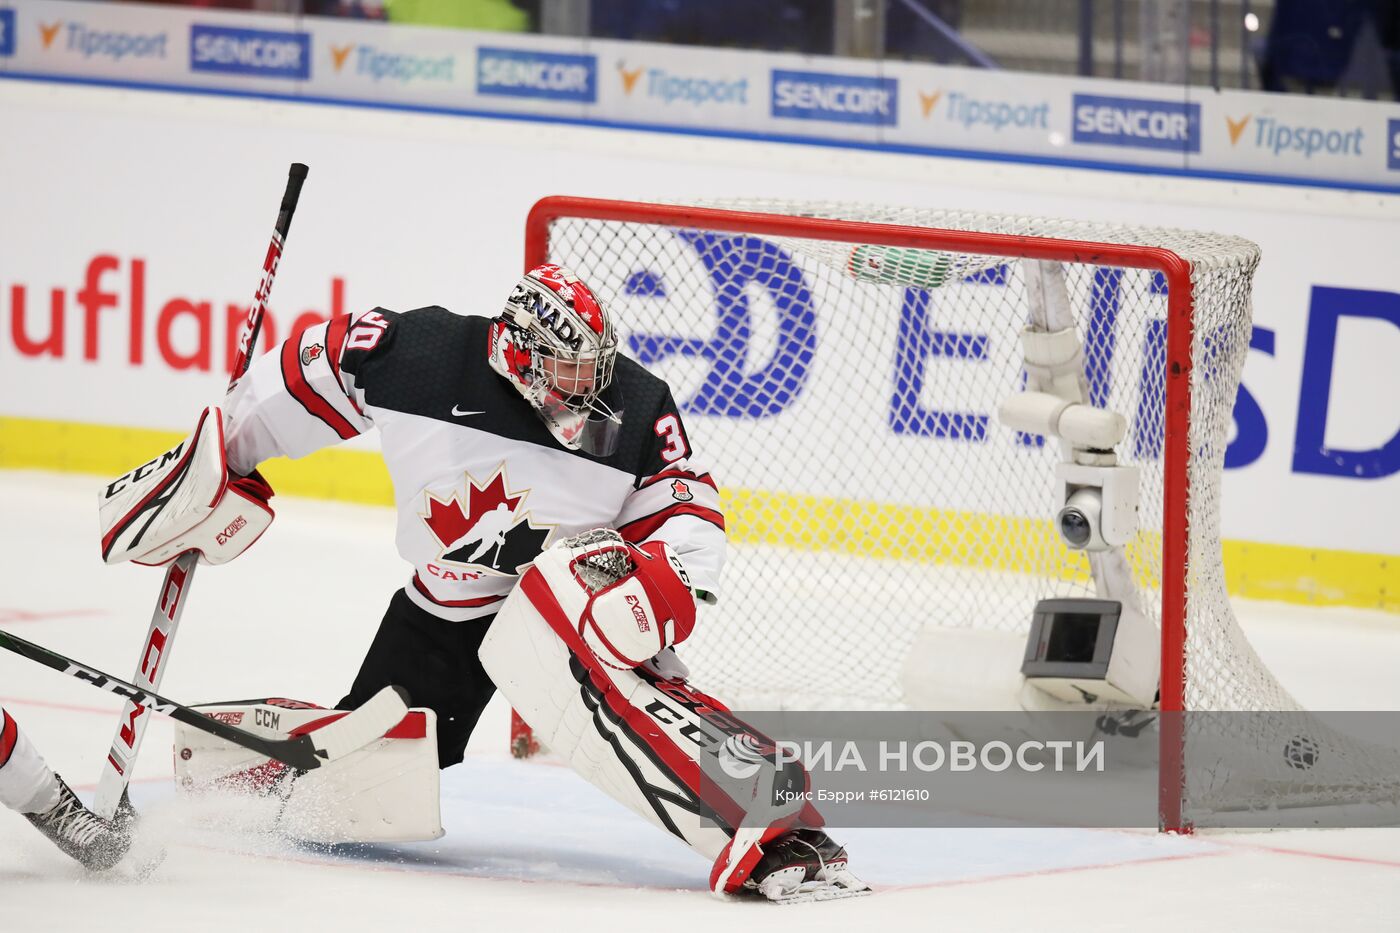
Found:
<box><xmin>1209</xmin><ymin>838</ymin><xmax>1400</xmax><ymax>870</ymax></box>
<box><xmin>0</xmin><ymin>694</ymin><xmax>165</xmax><ymax>719</ymax></box>
<box><xmin>877</xmin><ymin>847</ymin><xmax>1230</xmax><ymax>891</ymax></box>
<box><xmin>0</xmin><ymin>608</ymin><xmax>107</xmax><ymax>624</ymax></box>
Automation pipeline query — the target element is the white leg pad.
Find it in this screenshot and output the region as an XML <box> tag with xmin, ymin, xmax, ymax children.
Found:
<box><xmin>0</xmin><ymin>710</ymin><xmax>59</xmax><ymax>814</ymax></box>
<box><xmin>174</xmin><ymin>702</ymin><xmax>443</xmax><ymax>844</ymax></box>
<box><xmin>482</xmin><ymin>577</ymin><xmax>808</xmax><ymax>865</ymax></box>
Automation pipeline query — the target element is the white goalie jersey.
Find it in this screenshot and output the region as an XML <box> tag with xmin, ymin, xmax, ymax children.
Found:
<box><xmin>223</xmin><ymin>306</ymin><xmax>726</xmax><ymax>621</ymax></box>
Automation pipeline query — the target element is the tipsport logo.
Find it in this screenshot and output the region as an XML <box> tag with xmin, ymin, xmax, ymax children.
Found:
<box><xmin>0</xmin><ymin>10</ymin><xmax>14</xmax><ymax>58</ymax></box>
<box><xmin>1386</xmin><ymin>119</ymin><xmax>1399</xmax><ymax>171</ymax></box>
<box><xmin>477</xmin><ymin>46</ymin><xmax>596</xmax><ymax>103</ymax></box>
<box><xmin>1072</xmin><ymin>94</ymin><xmax>1200</xmax><ymax>152</ymax></box>
<box><xmin>919</xmin><ymin>89</ymin><xmax>1049</xmax><ymax>132</ymax></box>
<box><xmin>1224</xmin><ymin>113</ymin><xmax>1364</xmax><ymax>160</ymax></box>
<box><xmin>771</xmin><ymin>69</ymin><xmax>897</xmax><ymax>126</ymax></box>
<box><xmin>617</xmin><ymin>62</ymin><xmax>749</xmax><ymax>107</ymax></box>
<box><xmin>329</xmin><ymin>43</ymin><xmax>455</xmax><ymax>84</ymax></box>
<box><xmin>38</xmin><ymin>19</ymin><xmax>169</xmax><ymax>62</ymax></box>
<box><xmin>190</xmin><ymin>24</ymin><xmax>310</xmax><ymax>80</ymax></box>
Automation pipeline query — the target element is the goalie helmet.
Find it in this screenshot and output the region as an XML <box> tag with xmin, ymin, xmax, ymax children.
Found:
<box><xmin>488</xmin><ymin>263</ymin><xmax>622</xmax><ymax>456</ymax></box>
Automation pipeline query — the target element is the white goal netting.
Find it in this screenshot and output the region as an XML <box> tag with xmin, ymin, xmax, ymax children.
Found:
<box><xmin>536</xmin><ymin>198</ymin><xmax>1400</xmax><ymax>823</ymax></box>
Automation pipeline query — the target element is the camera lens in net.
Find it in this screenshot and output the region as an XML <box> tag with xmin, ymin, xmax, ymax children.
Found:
<box><xmin>1059</xmin><ymin>508</ymin><xmax>1092</xmax><ymax>548</ymax></box>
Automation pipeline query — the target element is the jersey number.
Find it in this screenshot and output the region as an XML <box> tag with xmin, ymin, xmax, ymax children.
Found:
<box><xmin>654</xmin><ymin>414</ymin><xmax>688</xmax><ymax>463</ymax></box>
<box><xmin>347</xmin><ymin>312</ymin><xmax>390</xmax><ymax>352</ymax></box>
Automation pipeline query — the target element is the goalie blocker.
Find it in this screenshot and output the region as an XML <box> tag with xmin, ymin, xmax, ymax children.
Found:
<box><xmin>480</xmin><ymin>530</ymin><xmax>870</xmax><ymax>902</ymax></box>
<box><xmin>99</xmin><ymin>406</ymin><xmax>274</xmax><ymax>568</ymax></box>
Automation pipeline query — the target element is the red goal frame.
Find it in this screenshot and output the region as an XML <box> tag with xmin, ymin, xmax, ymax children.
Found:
<box><xmin>516</xmin><ymin>196</ymin><xmax>1198</xmax><ymax>833</ymax></box>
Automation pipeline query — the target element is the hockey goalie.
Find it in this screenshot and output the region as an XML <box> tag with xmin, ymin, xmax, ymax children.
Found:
<box><xmin>100</xmin><ymin>262</ymin><xmax>867</xmax><ymax>902</ymax></box>
<box><xmin>481</xmin><ymin>529</ymin><xmax>869</xmax><ymax>903</ymax></box>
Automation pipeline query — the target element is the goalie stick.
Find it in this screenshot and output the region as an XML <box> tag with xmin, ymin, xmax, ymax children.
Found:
<box><xmin>94</xmin><ymin>163</ymin><xmax>310</xmax><ymax>818</ymax></box>
<box><xmin>0</xmin><ymin>628</ymin><xmax>408</xmax><ymax>771</ymax></box>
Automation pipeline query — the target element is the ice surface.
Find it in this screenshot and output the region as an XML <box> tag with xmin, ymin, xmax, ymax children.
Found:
<box><xmin>1</xmin><ymin>471</ymin><xmax>1397</xmax><ymax>932</ymax></box>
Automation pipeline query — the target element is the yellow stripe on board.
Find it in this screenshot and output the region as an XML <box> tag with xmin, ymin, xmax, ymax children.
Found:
<box><xmin>1222</xmin><ymin>539</ymin><xmax>1394</xmax><ymax>612</ymax></box>
<box><xmin>1</xmin><ymin>415</ymin><xmax>1393</xmax><ymax>612</ymax></box>
<box><xmin>722</xmin><ymin>487</ymin><xmax>1097</xmax><ymax>582</ymax></box>
<box><xmin>0</xmin><ymin>416</ymin><xmax>395</xmax><ymax>507</ymax></box>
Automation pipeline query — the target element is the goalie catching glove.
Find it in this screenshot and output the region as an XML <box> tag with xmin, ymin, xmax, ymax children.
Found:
<box><xmin>99</xmin><ymin>407</ymin><xmax>274</xmax><ymax>567</ymax></box>
<box><xmin>573</xmin><ymin>535</ymin><xmax>698</xmax><ymax>671</ymax></box>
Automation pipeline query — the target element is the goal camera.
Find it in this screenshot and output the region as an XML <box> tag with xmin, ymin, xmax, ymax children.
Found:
<box><xmin>1054</xmin><ymin>462</ymin><xmax>1141</xmax><ymax>552</ymax></box>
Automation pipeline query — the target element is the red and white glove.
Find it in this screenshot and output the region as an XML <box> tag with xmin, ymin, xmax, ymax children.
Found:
<box><xmin>577</xmin><ymin>539</ymin><xmax>698</xmax><ymax>671</ymax></box>
<box><xmin>99</xmin><ymin>406</ymin><xmax>275</xmax><ymax>567</ymax></box>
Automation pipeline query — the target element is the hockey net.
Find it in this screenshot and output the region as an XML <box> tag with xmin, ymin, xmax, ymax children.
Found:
<box><xmin>517</xmin><ymin>196</ymin><xmax>1400</xmax><ymax>829</ymax></box>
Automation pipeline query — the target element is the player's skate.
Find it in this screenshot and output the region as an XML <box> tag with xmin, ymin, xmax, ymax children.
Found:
<box><xmin>719</xmin><ymin>827</ymin><xmax>871</xmax><ymax>904</ymax></box>
<box><xmin>25</xmin><ymin>775</ymin><xmax>132</xmax><ymax>871</ymax></box>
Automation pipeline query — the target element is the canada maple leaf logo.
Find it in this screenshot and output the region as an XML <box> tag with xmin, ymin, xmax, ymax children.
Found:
<box><xmin>300</xmin><ymin>343</ymin><xmax>324</xmax><ymax>366</ymax></box>
<box><xmin>423</xmin><ymin>471</ymin><xmax>521</xmax><ymax>548</ymax></box>
<box><xmin>420</xmin><ymin>467</ymin><xmax>551</xmax><ymax>576</ymax></box>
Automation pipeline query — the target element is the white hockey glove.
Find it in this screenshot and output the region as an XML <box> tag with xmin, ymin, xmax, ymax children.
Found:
<box><xmin>99</xmin><ymin>407</ymin><xmax>274</xmax><ymax>567</ymax></box>
<box><xmin>570</xmin><ymin>533</ymin><xmax>698</xmax><ymax>672</ymax></box>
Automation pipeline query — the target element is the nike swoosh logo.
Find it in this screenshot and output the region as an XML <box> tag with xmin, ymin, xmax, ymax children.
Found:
<box><xmin>451</xmin><ymin>406</ymin><xmax>484</xmax><ymax>417</ymax></box>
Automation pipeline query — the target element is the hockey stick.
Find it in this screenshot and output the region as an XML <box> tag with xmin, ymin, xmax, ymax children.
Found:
<box><xmin>0</xmin><ymin>628</ymin><xmax>407</xmax><ymax>772</ymax></box>
<box><xmin>94</xmin><ymin>163</ymin><xmax>310</xmax><ymax>818</ymax></box>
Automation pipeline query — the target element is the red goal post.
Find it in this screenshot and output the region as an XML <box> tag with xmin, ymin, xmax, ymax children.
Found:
<box><xmin>514</xmin><ymin>196</ymin><xmax>1225</xmax><ymax>833</ymax></box>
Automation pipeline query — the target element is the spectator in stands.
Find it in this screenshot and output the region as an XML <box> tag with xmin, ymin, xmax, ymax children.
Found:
<box><xmin>1258</xmin><ymin>0</ymin><xmax>1398</xmax><ymax>97</ymax></box>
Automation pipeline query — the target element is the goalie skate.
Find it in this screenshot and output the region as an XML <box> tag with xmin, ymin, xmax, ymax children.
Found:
<box><xmin>25</xmin><ymin>775</ymin><xmax>132</xmax><ymax>872</ymax></box>
<box><xmin>737</xmin><ymin>828</ymin><xmax>873</xmax><ymax>905</ymax></box>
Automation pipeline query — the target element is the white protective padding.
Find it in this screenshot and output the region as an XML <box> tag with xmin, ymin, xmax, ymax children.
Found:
<box><xmin>99</xmin><ymin>406</ymin><xmax>273</xmax><ymax>567</ymax></box>
<box><xmin>578</xmin><ymin>537</ymin><xmax>696</xmax><ymax>671</ymax></box>
<box><xmin>481</xmin><ymin>536</ymin><xmax>805</xmax><ymax>866</ymax></box>
<box><xmin>173</xmin><ymin>701</ymin><xmax>443</xmax><ymax>844</ymax></box>
<box><xmin>581</xmin><ymin>574</ymin><xmax>671</xmax><ymax>670</ymax></box>
<box><xmin>0</xmin><ymin>716</ymin><xmax>59</xmax><ymax>814</ymax></box>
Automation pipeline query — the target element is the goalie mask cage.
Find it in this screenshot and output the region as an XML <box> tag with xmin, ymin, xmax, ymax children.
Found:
<box><xmin>513</xmin><ymin>196</ymin><xmax>1397</xmax><ymax>832</ymax></box>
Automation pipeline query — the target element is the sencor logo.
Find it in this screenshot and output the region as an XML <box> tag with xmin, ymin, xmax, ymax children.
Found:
<box><xmin>1072</xmin><ymin>94</ymin><xmax>1200</xmax><ymax>152</ymax></box>
<box><xmin>1225</xmin><ymin>113</ymin><xmax>1363</xmax><ymax>159</ymax></box>
<box><xmin>0</xmin><ymin>10</ymin><xmax>15</xmax><ymax>57</ymax></box>
<box><xmin>190</xmin><ymin>24</ymin><xmax>310</xmax><ymax>80</ymax></box>
<box><xmin>331</xmin><ymin>43</ymin><xmax>454</xmax><ymax>83</ymax></box>
<box><xmin>477</xmin><ymin>47</ymin><xmax>596</xmax><ymax>102</ymax></box>
<box><xmin>921</xmin><ymin>88</ymin><xmax>1049</xmax><ymax>131</ymax></box>
<box><xmin>1389</xmin><ymin>119</ymin><xmax>1400</xmax><ymax>171</ymax></box>
<box><xmin>771</xmin><ymin>69</ymin><xmax>897</xmax><ymax>126</ymax></box>
<box><xmin>617</xmin><ymin>63</ymin><xmax>749</xmax><ymax>106</ymax></box>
